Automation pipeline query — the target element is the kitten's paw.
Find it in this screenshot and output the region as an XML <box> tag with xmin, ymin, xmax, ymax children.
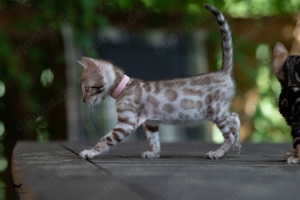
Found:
<box><xmin>232</xmin><ymin>143</ymin><xmax>241</xmax><ymax>155</ymax></box>
<box><xmin>285</xmin><ymin>154</ymin><xmax>300</xmax><ymax>164</ymax></box>
<box><xmin>284</xmin><ymin>152</ymin><xmax>293</xmax><ymax>160</ymax></box>
<box><xmin>142</xmin><ymin>151</ymin><xmax>160</xmax><ymax>159</ymax></box>
<box><xmin>287</xmin><ymin>156</ymin><xmax>300</xmax><ymax>164</ymax></box>
<box><xmin>206</xmin><ymin>150</ymin><xmax>225</xmax><ymax>160</ymax></box>
<box><xmin>79</xmin><ymin>149</ymin><xmax>100</xmax><ymax>159</ymax></box>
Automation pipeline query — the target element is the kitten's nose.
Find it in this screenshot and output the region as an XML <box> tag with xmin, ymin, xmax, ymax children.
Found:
<box><xmin>83</xmin><ymin>98</ymin><xmax>86</xmax><ymax>103</ymax></box>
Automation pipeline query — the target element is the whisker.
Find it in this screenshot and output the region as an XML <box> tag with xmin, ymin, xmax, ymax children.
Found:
<box><xmin>84</xmin><ymin>105</ymin><xmax>87</xmax><ymax>115</ymax></box>
<box><xmin>89</xmin><ymin>105</ymin><xmax>92</xmax><ymax>115</ymax></box>
<box><xmin>93</xmin><ymin>105</ymin><xmax>98</xmax><ymax>115</ymax></box>
<box><xmin>83</xmin><ymin>104</ymin><xmax>89</xmax><ymax>115</ymax></box>
<box><xmin>92</xmin><ymin>105</ymin><xmax>95</xmax><ymax>114</ymax></box>
<box><xmin>74</xmin><ymin>77</ymin><xmax>81</xmax><ymax>82</ymax></box>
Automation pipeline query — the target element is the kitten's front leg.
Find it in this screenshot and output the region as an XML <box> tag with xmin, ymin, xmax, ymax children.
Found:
<box><xmin>285</xmin><ymin>130</ymin><xmax>300</xmax><ymax>164</ymax></box>
<box><xmin>79</xmin><ymin>120</ymin><xmax>138</xmax><ymax>159</ymax></box>
<box><xmin>80</xmin><ymin>140</ymin><xmax>109</xmax><ymax>159</ymax></box>
<box><xmin>142</xmin><ymin>123</ymin><xmax>161</xmax><ymax>159</ymax></box>
<box><xmin>285</xmin><ymin>145</ymin><xmax>300</xmax><ymax>164</ymax></box>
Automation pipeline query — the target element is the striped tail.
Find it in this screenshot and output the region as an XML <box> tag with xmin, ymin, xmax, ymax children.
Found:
<box><xmin>204</xmin><ymin>4</ymin><xmax>233</xmax><ymax>74</ymax></box>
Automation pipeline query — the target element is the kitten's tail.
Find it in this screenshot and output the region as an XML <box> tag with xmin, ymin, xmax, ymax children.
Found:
<box><xmin>204</xmin><ymin>4</ymin><xmax>233</xmax><ymax>74</ymax></box>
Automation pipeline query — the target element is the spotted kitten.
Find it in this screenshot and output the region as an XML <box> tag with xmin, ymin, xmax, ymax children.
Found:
<box><xmin>273</xmin><ymin>42</ymin><xmax>300</xmax><ymax>164</ymax></box>
<box><xmin>78</xmin><ymin>4</ymin><xmax>241</xmax><ymax>159</ymax></box>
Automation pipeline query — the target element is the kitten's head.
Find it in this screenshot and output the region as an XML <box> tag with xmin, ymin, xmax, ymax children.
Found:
<box><xmin>273</xmin><ymin>42</ymin><xmax>300</xmax><ymax>87</ymax></box>
<box><xmin>77</xmin><ymin>57</ymin><xmax>111</xmax><ymax>105</ymax></box>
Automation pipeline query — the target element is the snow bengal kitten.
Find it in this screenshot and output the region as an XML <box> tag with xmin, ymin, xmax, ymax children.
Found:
<box><xmin>273</xmin><ymin>42</ymin><xmax>300</xmax><ymax>164</ymax></box>
<box><xmin>78</xmin><ymin>4</ymin><xmax>241</xmax><ymax>159</ymax></box>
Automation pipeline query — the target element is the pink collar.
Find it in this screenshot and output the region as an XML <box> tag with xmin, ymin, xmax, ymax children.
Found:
<box><xmin>111</xmin><ymin>75</ymin><xmax>130</xmax><ymax>99</ymax></box>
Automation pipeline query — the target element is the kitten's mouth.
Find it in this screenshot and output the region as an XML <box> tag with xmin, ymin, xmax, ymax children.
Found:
<box><xmin>92</xmin><ymin>97</ymin><xmax>98</xmax><ymax>105</ymax></box>
<box><xmin>91</xmin><ymin>96</ymin><xmax>103</xmax><ymax>105</ymax></box>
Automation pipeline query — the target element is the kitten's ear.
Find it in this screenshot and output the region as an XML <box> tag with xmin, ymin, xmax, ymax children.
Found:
<box><xmin>81</xmin><ymin>57</ymin><xmax>99</xmax><ymax>72</ymax></box>
<box><xmin>273</xmin><ymin>42</ymin><xmax>289</xmax><ymax>81</ymax></box>
<box><xmin>77</xmin><ymin>60</ymin><xmax>86</xmax><ymax>69</ymax></box>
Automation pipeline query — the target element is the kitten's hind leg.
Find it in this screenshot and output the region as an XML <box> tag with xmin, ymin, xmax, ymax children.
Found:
<box><xmin>230</xmin><ymin>112</ymin><xmax>241</xmax><ymax>154</ymax></box>
<box><xmin>142</xmin><ymin>122</ymin><xmax>161</xmax><ymax>159</ymax></box>
<box><xmin>206</xmin><ymin>113</ymin><xmax>236</xmax><ymax>159</ymax></box>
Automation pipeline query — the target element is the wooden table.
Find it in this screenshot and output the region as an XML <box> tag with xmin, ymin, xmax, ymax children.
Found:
<box><xmin>12</xmin><ymin>141</ymin><xmax>300</xmax><ymax>200</ymax></box>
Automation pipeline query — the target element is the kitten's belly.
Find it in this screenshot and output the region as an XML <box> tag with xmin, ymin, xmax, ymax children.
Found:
<box><xmin>148</xmin><ymin>112</ymin><xmax>207</xmax><ymax>125</ymax></box>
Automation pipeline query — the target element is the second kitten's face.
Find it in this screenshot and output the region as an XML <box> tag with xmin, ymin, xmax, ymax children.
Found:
<box><xmin>78</xmin><ymin>57</ymin><xmax>107</xmax><ymax>105</ymax></box>
<box><xmin>273</xmin><ymin>43</ymin><xmax>300</xmax><ymax>87</ymax></box>
<box><xmin>282</xmin><ymin>56</ymin><xmax>300</xmax><ymax>87</ymax></box>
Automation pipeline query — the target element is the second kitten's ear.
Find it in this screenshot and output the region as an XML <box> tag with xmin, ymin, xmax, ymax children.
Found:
<box><xmin>273</xmin><ymin>42</ymin><xmax>289</xmax><ymax>81</ymax></box>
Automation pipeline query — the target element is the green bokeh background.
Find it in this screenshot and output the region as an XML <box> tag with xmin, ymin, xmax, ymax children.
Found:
<box><xmin>1</xmin><ymin>0</ymin><xmax>300</xmax><ymax>199</ymax></box>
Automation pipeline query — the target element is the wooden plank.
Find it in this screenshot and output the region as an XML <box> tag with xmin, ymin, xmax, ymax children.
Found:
<box><xmin>13</xmin><ymin>141</ymin><xmax>300</xmax><ymax>200</ymax></box>
<box><xmin>65</xmin><ymin>141</ymin><xmax>300</xmax><ymax>200</ymax></box>
<box><xmin>12</xmin><ymin>142</ymin><xmax>141</xmax><ymax>200</ymax></box>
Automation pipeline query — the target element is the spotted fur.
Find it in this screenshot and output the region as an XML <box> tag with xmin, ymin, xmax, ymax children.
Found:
<box><xmin>273</xmin><ymin>42</ymin><xmax>300</xmax><ymax>164</ymax></box>
<box><xmin>78</xmin><ymin>4</ymin><xmax>240</xmax><ymax>160</ymax></box>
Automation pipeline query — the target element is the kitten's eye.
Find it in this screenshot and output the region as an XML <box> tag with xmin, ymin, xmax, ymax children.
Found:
<box><xmin>90</xmin><ymin>85</ymin><xmax>104</xmax><ymax>94</ymax></box>
<box><xmin>84</xmin><ymin>86</ymin><xmax>89</xmax><ymax>92</ymax></box>
<box><xmin>90</xmin><ymin>85</ymin><xmax>103</xmax><ymax>90</ymax></box>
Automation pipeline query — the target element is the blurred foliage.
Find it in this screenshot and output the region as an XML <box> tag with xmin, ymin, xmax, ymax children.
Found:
<box><xmin>0</xmin><ymin>0</ymin><xmax>300</xmax><ymax>198</ymax></box>
<box><xmin>0</xmin><ymin>1</ymin><xmax>298</xmax><ymax>145</ymax></box>
<box><xmin>248</xmin><ymin>44</ymin><xmax>290</xmax><ymax>142</ymax></box>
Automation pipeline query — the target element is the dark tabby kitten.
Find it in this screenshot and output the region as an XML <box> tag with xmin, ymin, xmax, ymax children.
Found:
<box><xmin>273</xmin><ymin>42</ymin><xmax>300</xmax><ymax>164</ymax></box>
